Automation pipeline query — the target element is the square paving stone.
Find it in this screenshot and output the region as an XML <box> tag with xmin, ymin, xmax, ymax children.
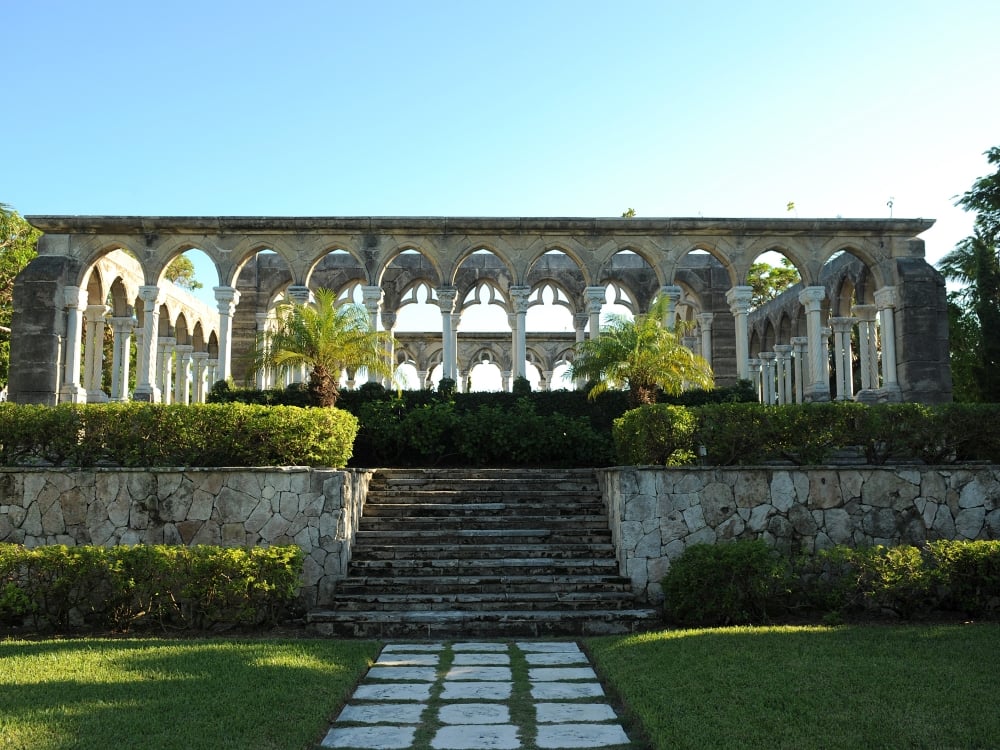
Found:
<box><xmin>525</xmin><ymin>652</ymin><xmax>588</xmax><ymax>666</ymax></box>
<box><xmin>336</xmin><ymin>703</ymin><xmax>427</xmax><ymax>724</ymax></box>
<box><xmin>376</xmin><ymin>654</ymin><xmax>440</xmax><ymax>667</ymax></box>
<box><xmin>530</xmin><ymin>682</ymin><xmax>605</xmax><ymax>700</ymax></box>
<box><xmin>431</xmin><ymin>724</ymin><xmax>519</xmax><ymax>750</ymax></box>
<box><xmin>451</xmin><ymin>652</ymin><xmax>510</xmax><ymax>666</ymax></box>
<box><xmin>446</xmin><ymin>666</ymin><xmax>512</xmax><ymax>681</ymax></box>
<box><xmin>451</xmin><ymin>642</ymin><xmax>510</xmax><ymax>652</ymax></box>
<box><xmin>382</xmin><ymin>643</ymin><xmax>445</xmax><ymax>652</ymax></box>
<box><xmin>536</xmin><ymin>723</ymin><xmax>629</xmax><ymax>748</ymax></box>
<box><xmin>440</xmin><ymin>681</ymin><xmax>513</xmax><ymax>700</ymax></box>
<box><xmin>353</xmin><ymin>683</ymin><xmax>433</xmax><ymax>701</ymax></box>
<box><xmin>515</xmin><ymin>642</ymin><xmax>582</xmax><ymax>653</ymax></box>
<box><xmin>528</xmin><ymin>667</ymin><xmax>598</xmax><ymax>682</ymax></box>
<box><xmin>439</xmin><ymin>703</ymin><xmax>511</xmax><ymax>724</ymax></box>
<box><xmin>367</xmin><ymin>666</ymin><xmax>439</xmax><ymax>682</ymax></box>
<box><xmin>321</xmin><ymin>725</ymin><xmax>416</xmax><ymax>749</ymax></box>
<box><xmin>535</xmin><ymin>703</ymin><xmax>618</xmax><ymax>724</ymax></box>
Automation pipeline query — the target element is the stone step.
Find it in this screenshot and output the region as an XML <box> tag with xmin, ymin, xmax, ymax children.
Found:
<box><xmin>354</xmin><ymin>529</ymin><xmax>612</xmax><ymax>543</ymax></box>
<box><xmin>334</xmin><ymin>574</ymin><xmax>634</xmax><ymax>595</ymax></box>
<box><xmin>359</xmin><ymin>516</ymin><xmax>611</xmax><ymax>532</ymax></box>
<box><xmin>307</xmin><ymin>608</ymin><xmax>661</xmax><ymax>638</ymax></box>
<box><xmin>327</xmin><ymin>591</ymin><xmax>639</xmax><ymax>612</ymax></box>
<box><xmin>346</xmin><ymin>558</ymin><xmax>620</xmax><ymax>576</ymax></box>
<box><xmin>361</xmin><ymin>503</ymin><xmax>607</xmax><ymax>518</ymax></box>
<box><xmin>366</xmin><ymin>489</ymin><xmax>603</xmax><ymax>503</ymax></box>
<box><xmin>349</xmin><ymin>543</ymin><xmax>616</xmax><ymax>561</ymax></box>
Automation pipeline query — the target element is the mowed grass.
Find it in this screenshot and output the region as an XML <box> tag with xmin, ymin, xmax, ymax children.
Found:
<box><xmin>0</xmin><ymin>637</ymin><xmax>379</xmax><ymax>750</ymax></box>
<box><xmin>587</xmin><ymin>623</ymin><xmax>1000</xmax><ymax>750</ymax></box>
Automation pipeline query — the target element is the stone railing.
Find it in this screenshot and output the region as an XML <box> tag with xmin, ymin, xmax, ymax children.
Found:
<box><xmin>598</xmin><ymin>466</ymin><xmax>1000</xmax><ymax>603</ymax></box>
<box><xmin>0</xmin><ymin>467</ymin><xmax>372</xmax><ymax>607</ymax></box>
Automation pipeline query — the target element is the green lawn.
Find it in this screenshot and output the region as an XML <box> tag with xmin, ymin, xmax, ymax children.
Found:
<box><xmin>587</xmin><ymin>623</ymin><xmax>1000</xmax><ymax>750</ymax></box>
<box><xmin>0</xmin><ymin>638</ymin><xmax>379</xmax><ymax>750</ymax></box>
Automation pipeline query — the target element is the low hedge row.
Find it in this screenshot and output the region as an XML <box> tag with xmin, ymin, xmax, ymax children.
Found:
<box><xmin>0</xmin><ymin>403</ymin><xmax>358</xmax><ymax>467</ymax></box>
<box><xmin>662</xmin><ymin>539</ymin><xmax>1000</xmax><ymax>626</ymax></box>
<box><xmin>615</xmin><ymin>402</ymin><xmax>1000</xmax><ymax>465</ymax></box>
<box><xmin>0</xmin><ymin>543</ymin><xmax>303</xmax><ymax>632</ymax></box>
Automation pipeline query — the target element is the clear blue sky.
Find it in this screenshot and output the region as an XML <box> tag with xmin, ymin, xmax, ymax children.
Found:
<box><xmin>4</xmin><ymin>0</ymin><xmax>999</xmax><ymax>270</ymax></box>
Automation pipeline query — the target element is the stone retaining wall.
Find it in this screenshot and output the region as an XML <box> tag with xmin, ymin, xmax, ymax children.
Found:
<box><xmin>0</xmin><ymin>467</ymin><xmax>372</xmax><ymax>607</ymax></box>
<box><xmin>598</xmin><ymin>466</ymin><xmax>1000</xmax><ymax>603</ymax></box>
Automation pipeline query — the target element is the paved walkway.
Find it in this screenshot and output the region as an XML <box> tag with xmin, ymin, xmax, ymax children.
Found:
<box><xmin>320</xmin><ymin>641</ymin><xmax>633</xmax><ymax>749</ymax></box>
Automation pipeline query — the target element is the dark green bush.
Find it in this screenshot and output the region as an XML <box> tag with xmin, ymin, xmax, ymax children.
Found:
<box><xmin>0</xmin><ymin>403</ymin><xmax>358</xmax><ymax>468</ymax></box>
<box><xmin>926</xmin><ymin>539</ymin><xmax>1000</xmax><ymax>616</ymax></box>
<box><xmin>0</xmin><ymin>543</ymin><xmax>303</xmax><ymax>632</ymax></box>
<box><xmin>661</xmin><ymin>540</ymin><xmax>792</xmax><ymax>626</ymax></box>
<box><xmin>613</xmin><ymin>405</ymin><xmax>697</xmax><ymax>465</ymax></box>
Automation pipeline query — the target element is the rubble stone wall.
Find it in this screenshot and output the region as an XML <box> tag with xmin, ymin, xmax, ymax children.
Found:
<box><xmin>0</xmin><ymin>467</ymin><xmax>372</xmax><ymax>607</ymax></box>
<box><xmin>598</xmin><ymin>466</ymin><xmax>1000</xmax><ymax>603</ymax></box>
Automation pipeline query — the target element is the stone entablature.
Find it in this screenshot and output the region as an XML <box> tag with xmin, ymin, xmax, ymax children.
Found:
<box><xmin>599</xmin><ymin>466</ymin><xmax>1000</xmax><ymax>602</ymax></box>
<box><xmin>9</xmin><ymin>215</ymin><xmax>950</xmax><ymax>404</ymax></box>
<box><xmin>0</xmin><ymin>467</ymin><xmax>372</xmax><ymax>607</ymax></box>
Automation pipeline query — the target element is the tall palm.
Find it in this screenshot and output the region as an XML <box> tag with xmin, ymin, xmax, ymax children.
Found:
<box><xmin>569</xmin><ymin>294</ymin><xmax>714</xmax><ymax>407</ymax></box>
<box><xmin>938</xmin><ymin>227</ymin><xmax>993</xmax><ymax>306</ymax></box>
<box><xmin>250</xmin><ymin>287</ymin><xmax>393</xmax><ymax>407</ymax></box>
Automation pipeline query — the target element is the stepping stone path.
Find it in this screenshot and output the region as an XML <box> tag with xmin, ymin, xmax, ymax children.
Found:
<box><xmin>320</xmin><ymin>641</ymin><xmax>632</xmax><ymax>749</ymax></box>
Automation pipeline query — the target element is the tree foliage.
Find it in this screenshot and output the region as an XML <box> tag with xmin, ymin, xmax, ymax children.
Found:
<box><xmin>0</xmin><ymin>204</ymin><xmax>40</xmax><ymax>386</ymax></box>
<box><xmin>747</xmin><ymin>256</ymin><xmax>800</xmax><ymax>308</ymax></box>
<box><xmin>164</xmin><ymin>254</ymin><xmax>203</xmax><ymax>291</ymax></box>
<box><xmin>568</xmin><ymin>294</ymin><xmax>714</xmax><ymax>407</ymax></box>
<box><xmin>247</xmin><ymin>288</ymin><xmax>394</xmax><ymax>407</ymax></box>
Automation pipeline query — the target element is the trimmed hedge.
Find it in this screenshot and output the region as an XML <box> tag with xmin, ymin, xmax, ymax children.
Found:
<box><xmin>0</xmin><ymin>543</ymin><xmax>304</xmax><ymax>632</ymax></box>
<box><xmin>0</xmin><ymin>403</ymin><xmax>358</xmax><ymax>467</ymax></box>
<box><xmin>614</xmin><ymin>402</ymin><xmax>1000</xmax><ymax>465</ymax></box>
<box><xmin>661</xmin><ymin>539</ymin><xmax>1000</xmax><ymax>626</ymax></box>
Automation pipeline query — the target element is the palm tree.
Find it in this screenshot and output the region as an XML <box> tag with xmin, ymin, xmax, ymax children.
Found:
<box><xmin>249</xmin><ymin>287</ymin><xmax>393</xmax><ymax>407</ymax></box>
<box><xmin>568</xmin><ymin>294</ymin><xmax>714</xmax><ymax>407</ymax></box>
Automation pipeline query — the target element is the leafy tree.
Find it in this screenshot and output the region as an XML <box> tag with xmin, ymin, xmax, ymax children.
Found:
<box><xmin>164</xmin><ymin>255</ymin><xmax>203</xmax><ymax>291</ymax></box>
<box><xmin>941</xmin><ymin>147</ymin><xmax>1000</xmax><ymax>402</ymax></box>
<box><xmin>248</xmin><ymin>287</ymin><xmax>394</xmax><ymax>407</ymax></box>
<box><xmin>747</xmin><ymin>256</ymin><xmax>800</xmax><ymax>308</ymax></box>
<box><xmin>621</xmin><ymin>208</ymin><xmax>636</xmax><ymax>218</ymax></box>
<box><xmin>0</xmin><ymin>204</ymin><xmax>40</xmax><ymax>386</ymax></box>
<box><xmin>569</xmin><ymin>294</ymin><xmax>714</xmax><ymax>407</ymax></box>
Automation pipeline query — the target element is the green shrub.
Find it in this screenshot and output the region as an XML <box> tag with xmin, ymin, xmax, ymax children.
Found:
<box><xmin>927</xmin><ymin>539</ymin><xmax>1000</xmax><ymax>615</ymax></box>
<box><xmin>0</xmin><ymin>543</ymin><xmax>303</xmax><ymax>633</ymax></box>
<box><xmin>661</xmin><ymin>540</ymin><xmax>792</xmax><ymax>626</ymax></box>
<box><xmin>613</xmin><ymin>404</ymin><xmax>697</xmax><ymax>465</ymax></box>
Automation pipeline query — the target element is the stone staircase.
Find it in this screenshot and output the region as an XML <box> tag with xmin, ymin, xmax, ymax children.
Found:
<box><xmin>307</xmin><ymin>468</ymin><xmax>660</xmax><ymax>638</ymax></box>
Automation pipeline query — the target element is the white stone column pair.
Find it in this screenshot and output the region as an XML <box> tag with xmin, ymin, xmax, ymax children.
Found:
<box><xmin>798</xmin><ymin>286</ymin><xmax>831</xmax><ymax>402</ymax></box>
<box><xmin>437</xmin><ymin>286</ymin><xmax>458</xmax><ymax>381</ymax></box>
<box><xmin>109</xmin><ymin>316</ymin><xmax>135</xmax><ymax>401</ymax></box>
<box><xmin>726</xmin><ymin>286</ymin><xmax>753</xmax><ymax>380</ymax></box>
<box><xmin>829</xmin><ymin>317</ymin><xmax>857</xmax><ymax>401</ymax></box>
<box><xmin>132</xmin><ymin>285</ymin><xmax>163</xmax><ymax>403</ymax></box>
<box><xmin>59</xmin><ymin>286</ymin><xmax>88</xmax><ymax>404</ymax></box>
<box><xmin>874</xmin><ymin>287</ymin><xmax>901</xmax><ymax>399</ymax></box>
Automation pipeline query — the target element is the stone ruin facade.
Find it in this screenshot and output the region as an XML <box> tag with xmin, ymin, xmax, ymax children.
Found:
<box><xmin>7</xmin><ymin>216</ymin><xmax>951</xmax><ymax>405</ymax></box>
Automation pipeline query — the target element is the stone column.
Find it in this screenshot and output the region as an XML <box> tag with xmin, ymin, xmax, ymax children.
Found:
<box><xmin>213</xmin><ymin>286</ymin><xmax>240</xmax><ymax>385</ymax></box>
<box><xmin>726</xmin><ymin>286</ymin><xmax>753</xmax><ymax>380</ymax></box>
<box><xmin>791</xmin><ymin>337</ymin><xmax>808</xmax><ymax>403</ymax></box>
<box><xmin>109</xmin><ymin>316</ymin><xmax>135</xmax><ymax>401</ymax></box>
<box><xmin>83</xmin><ymin>304</ymin><xmax>110</xmax><ymax>402</ymax></box>
<box><xmin>874</xmin><ymin>286</ymin><xmax>902</xmax><ymax>400</ymax></box>
<box><xmin>774</xmin><ymin>344</ymin><xmax>793</xmax><ymax>404</ymax></box>
<box><xmin>361</xmin><ymin>285</ymin><xmax>382</xmax><ymax>329</ymax></box>
<box><xmin>174</xmin><ymin>344</ymin><xmax>193</xmax><ymax>405</ymax></box>
<box><xmin>191</xmin><ymin>351</ymin><xmax>209</xmax><ymax>403</ymax></box>
<box><xmin>450</xmin><ymin>312</ymin><xmax>461</xmax><ymax>382</ymax></box>
<box><xmin>830</xmin><ymin>317</ymin><xmax>856</xmax><ymax>401</ymax></box>
<box><xmin>255</xmin><ymin>312</ymin><xmax>269</xmax><ymax>388</ymax></box>
<box><xmin>436</xmin><ymin>287</ymin><xmax>457</xmax><ymax>380</ymax></box>
<box><xmin>660</xmin><ymin>285</ymin><xmax>682</xmax><ymax>329</ymax></box>
<box><xmin>59</xmin><ymin>286</ymin><xmax>87</xmax><ymax>404</ymax></box>
<box><xmin>510</xmin><ymin>285</ymin><xmax>530</xmax><ymax>379</ymax></box>
<box><xmin>759</xmin><ymin>352</ymin><xmax>777</xmax><ymax>404</ymax></box>
<box><xmin>132</xmin><ymin>285</ymin><xmax>162</xmax><ymax>403</ymax></box>
<box><xmin>585</xmin><ymin>286</ymin><xmax>606</xmax><ymax>340</ymax></box>
<box><xmin>158</xmin><ymin>337</ymin><xmax>176</xmax><ymax>405</ymax></box>
<box><xmin>798</xmin><ymin>286</ymin><xmax>830</xmax><ymax>402</ymax></box>
<box><xmin>852</xmin><ymin>304</ymin><xmax>880</xmax><ymax>393</ymax></box>
<box><xmin>748</xmin><ymin>358</ymin><xmax>763</xmax><ymax>402</ymax></box>
<box><xmin>381</xmin><ymin>310</ymin><xmax>397</xmax><ymax>388</ymax></box>
<box><xmin>206</xmin><ymin>359</ymin><xmax>219</xmax><ymax>390</ymax></box>
<box><xmin>697</xmin><ymin>313</ymin><xmax>714</xmax><ymax>367</ymax></box>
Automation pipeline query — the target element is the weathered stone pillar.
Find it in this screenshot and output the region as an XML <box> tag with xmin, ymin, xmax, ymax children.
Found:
<box><xmin>774</xmin><ymin>344</ymin><xmax>793</xmax><ymax>404</ymax></box>
<box><xmin>697</xmin><ymin>313</ymin><xmax>714</xmax><ymax>367</ymax></box>
<box><xmin>174</xmin><ymin>344</ymin><xmax>193</xmax><ymax>405</ymax></box>
<box><xmin>585</xmin><ymin>286</ymin><xmax>606</xmax><ymax>340</ymax></box>
<box><xmin>852</xmin><ymin>304</ymin><xmax>879</xmax><ymax>393</ymax></box>
<box><xmin>759</xmin><ymin>352</ymin><xmax>777</xmax><ymax>404</ymax></box>
<box><xmin>83</xmin><ymin>304</ymin><xmax>110</xmax><ymax>403</ymax></box>
<box><xmin>254</xmin><ymin>312</ymin><xmax>269</xmax><ymax>388</ymax></box>
<box><xmin>726</xmin><ymin>286</ymin><xmax>753</xmax><ymax>380</ymax></box>
<box><xmin>502</xmin><ymin>370</ymin><xmax>512</xmax><ymax>392</ymax></box>
<box><xmin>132</xmin><ymin>285</ymin><xmax>162</xmax><ymax>403</ymax></box>
<box><xmin>59</xmin><ymin>286</ymin><xmax>88</xmax><ymax>404</ymax></box>
<box><xmin>206</xmin><ymin>359</ymin><xmax>219</xmax><ymax>390</ymax></box>
<box><xmin>436</xmin><ymin>287</ymin><xmax>457</xmax><ymax>380</ymax></box>
<box><xmin>573</xmin><ymin>312</ymin><xmax>588</xmax><ymax>389</ymax></box>
<box><xmin>875</xmin><ymin>286</ymin><xmax>902</xmax><ymax>400</ymax></box>
<box><xmin>109</xmin><ymin>316</ymin><xmax>135</xmax><ymax>401</ymax></box>
<box><xmin>158</xmin><ymin>337</ymin><xmax>176</xmax><ymax>404</ymax></box>
<box><xmin>191</xmin><ymin>351</ymin><xmax>209</xmax><ymax>403</ymax></box>
<box><xmin>830</xmin><ymin>317</ymin><xmax>856</xmax><ymax>401</ymax></box>
<box><xmin>381</xmin><ymin>310</ymin><xmax>397</xmax><ymax>389</ymax></box>
<box><xmin>213</xmin><ymin>286</ymin><xmax>240</xmax><ymax>385</ymax></box>
<box><xmin>748</xmin><ymin>358</ymin><xmax>763</xmax><ymax>401</ymax></box>
<box><xmin>791</xmin><ymin>337</ymin><xmax>808</xmax><ymax>403</ymax></box>
<box><xmin>798</xmin><ymin>286</ymin><xmax>830</xmax><ymax>402</ymax></box>
<box><xmin>510</xmin><ymin>285</ymin><xmax>530</xmax><ymax>379</ymax></box>
<box><xmin>660</xmin><ymin>285</ymin><xmax>682</xmax><ymax>329</ymax></box>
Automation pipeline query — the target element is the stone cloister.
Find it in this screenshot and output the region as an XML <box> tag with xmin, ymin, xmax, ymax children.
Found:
<box><xmin>7</xmin><ymin>216</ymin><xmax>951</xmax><ymax>405</ymax></box>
